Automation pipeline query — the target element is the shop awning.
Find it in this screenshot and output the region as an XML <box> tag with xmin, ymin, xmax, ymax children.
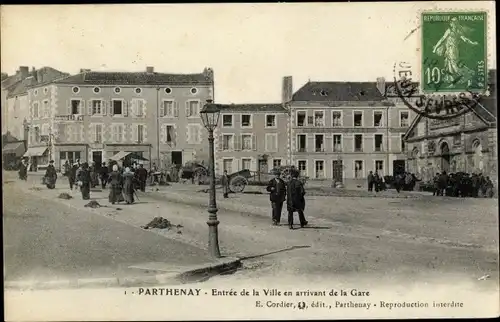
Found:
<box><xmin>23</xmin><ymin>146</ymin><xmax>48</xmax><ymax>157</ymax></box>
<box><xmin>109</xmin><ymin>151</ymin><xmax>132</xmax><ymax>161</ymax></box>
<box><xmin>129</xmin><ymin>152</ymin><xmax>149</xmax><ymax>161</ymax></box>
<box><xmin>2</xmin><ymin>142</ymin><xmax>25</xmax><ymax>157</ymax></box>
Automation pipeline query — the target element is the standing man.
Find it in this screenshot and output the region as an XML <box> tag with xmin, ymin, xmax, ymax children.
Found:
<box><xmin>18</xmin><ymin>158</ymin><xmax>28</xmax><ymax>181</ymax></box>
<box><xmin>266</xmin><ymin>170</ymin><xmax>287</xmax><ymax>226</ymax></box>
<box><xmin>100</xmin><ymin>162</ymin><xmax>109</xmax><ymax>189</ymax></box>
<box><xmin>367</xmin><ymin>171</ymin><xmax>374</xmax><ymax>192</ymax></box>
<box><xmin>286</xmin><ymin>169</ymin><xmax>308</xmax><ymax>230</ymax></box>
<box><xmin>136</xmin><ymin>163</ymin><xmax>148</xmax><ymax>192</ymax></box>
<box><xmin>68</xmin><ymin>161</ymin><xmax>78</xmax><ymax>190</ymax></box>
<box><xmin>44</xmin><ymin>160</ymin><xmax>57</xmax><ymax>189</ymax></box>
<box><xmin>221</xmin><ymin>170</ymin><xmax>230</xmax><ymax>198</ymax></box>
<box><xmin>78</xmin><ymin>162</ymin><xmax>92</xmax><ymax>200</ymax></box>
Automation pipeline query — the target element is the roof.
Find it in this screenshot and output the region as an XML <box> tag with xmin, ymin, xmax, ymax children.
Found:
<box><xmin>292</xmin><ymin>81</ymin><xmax>385</xmax><ymax>102</ymax></box>
<box><xmin>54</xmin><ymin>71</ymin><xmax>213</xmax><ymax>86</ymax></box>
<box><xmin>4</xmin><ymin>67</ymin><xmax>70</xmax><ymax>98</ymax></box>
<box><xmin>2</xmin><ymin>141</ymin><xmax>25</xmax><ymax>156</ymax></box>
<box><xmin>216</xmin><ymin>103</ymin><xmax>287</xmax><ymax>113</ymax></box>
<box><xmin>2</xmin><ymin>132</ymin><xmax>20</xmax><ymax>144</ymax></box>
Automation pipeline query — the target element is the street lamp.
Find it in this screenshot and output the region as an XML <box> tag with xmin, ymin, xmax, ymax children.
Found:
<box><xmin>200</xmin><ymin>99</ymin><xmax>221</xmax><ymax>258</ymax></box>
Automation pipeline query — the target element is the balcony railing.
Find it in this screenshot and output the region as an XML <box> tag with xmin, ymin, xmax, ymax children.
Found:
<box><xmin>54</xmin><ymin>114</ymin><xmax>84</xmax><ymax>121</ymax></box>
<box><xmin>297</xmin><ymin>147</ymin><xmax>307</xmax><ymax>152</ymax></box>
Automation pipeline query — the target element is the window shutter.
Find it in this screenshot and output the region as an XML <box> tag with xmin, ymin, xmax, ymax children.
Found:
<box><xmin>132</xmin><ymin>124</ymin><xmax>138</xmax><ymax>143</ymax></box>
<box><xmin>197</xmin><ymin>124</ymin><xmax>203</xmax><ymax>143</ymax></box>
<box><xmin>111</xmin><ymin>125</ymin><xmax>116</xmax><ymax>142</ymax></box>
<box><xmin>186</xmin><ymin>125</ymin><xmax>192</xmax><ymax>144</ymax></box>
<box><xmin>79</xmin><ymin>100</ymin><xmax>84</xmax><ymax>114</ymax></box>
<box><xmin>234</xmin><ymin>135</ymin><xmax>241</xmax><ymax>151</ymax></box>
<box><xmin>101</xmin><ymin>100</ymin><xmax>107</xmax><ymax>115</ymax></box>
<box><xmin>89</xmin><ymin>124</ymin><xmax>95</xmax><ymax>142</ymax></box>
<box><xmin>159</xmin><ymin>101</ymin><xmax>165</xmax><ymax>117</ymax></box>
<box><xmin>252</xmin><ymin>134</ymin><xmax>257</xmax><ymax>151</ymax></box>
<box><xmin>273</xmin><ymin>135</ymin><xmax>277</xmax><ymax>152</ymax></box>
<box><xmin>66</xmin><ymin>100</ymin><xmax>71</xmax><ymax>115</ymax></box>
<box><xmin>87</xmin><ymin>100</ymin><xmax>92</xmax><ymax>115</ymax></box>
<box><xmin>122</xmin><ymin>125</ymin><xmax>128</xmax><ymax>142</ymax></box>
<box><xmin>131</xmin><ymin>100</ymin><xmax>136</xmax><ymax>117</ymax></box>
<box><xmin>109</xmin><ymin>101</ymin><xmax>114</xmax><ymax>115</ymax></box>
<box><xmin>174</xmin><ymin>102</ymin><xmax>179</xmax><ymax>117</ymax></box>
<box><xmin>160</xmin><ymin>125</ymin><xmax>165</xmax><ymax>144</ymax></box>
<box><xmin>185</xmin><ymin>102</ymin><xmax>191</xmax><ymax>117</ymax></box>
<box><xmin>142</xmin><ymin>99</ymin><xmax>147</xmax><ymax>118</ymax></box>
<box><xmin>123</xmin><ymin>100</ymin><xmax>128</xmax><ymax>116</ymax></box>
<box><xmin>218</xmin><ymin>134</ymin><xmax>223</xmax><ymax>151</ymax></box>
<box><xmin>265</xmin><ymin>135</ymin><xmax>270</xmax><ymax>152</ymax></box>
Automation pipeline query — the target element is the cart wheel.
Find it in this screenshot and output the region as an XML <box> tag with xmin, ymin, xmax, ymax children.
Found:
<box><xmin>229</xmin><ymin>175</ymin><xmax>247</xmax><ymax>193</ymax></box>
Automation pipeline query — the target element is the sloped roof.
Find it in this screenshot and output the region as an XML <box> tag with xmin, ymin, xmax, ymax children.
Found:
<box><xmin>4</xmin><ymin>67</ymin><xmax>70</xmax><ymax>98</ymax></box>
<box><xmin>217</xmin><ymin>103</ymin><xmax>287</xmax><ymax>113</ymax></box>
<box><xmin>1</xmin><ymin>75</ymin><xmax>20</xmax><ymax>90</ymax></box>
<box><xmin>54</xmin><ymin>71</ymin><xmax>213</xmax><ymax>86</ymax></box>
<box><xmin>292</xmin><ymin>81</ymin><xmax>385</xmax><ymax>102</ymax></box>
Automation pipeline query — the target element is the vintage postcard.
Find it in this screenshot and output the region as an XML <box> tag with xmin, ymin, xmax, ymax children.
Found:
<box><xmin>2</xmin><ymin>2</ymin><xmax>498</xmax><ymax>321</ymax></box>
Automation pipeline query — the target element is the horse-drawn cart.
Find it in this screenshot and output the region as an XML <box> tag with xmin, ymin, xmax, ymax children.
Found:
<box><xmin>224</xmin><ymin>169</ymin><xmax>252</xmax><ymax>193</ymax></box>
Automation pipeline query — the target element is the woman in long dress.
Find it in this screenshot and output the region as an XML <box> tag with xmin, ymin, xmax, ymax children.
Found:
<box><xmin>122</xmin><ymin>167</ymin><xmax>135</xmax><ymax>204</ymax></box>
<box><xmin>78</xmin><ymin>162</ymin><xmax>92</xmax><ymax>200</ymax></box>
<box><xmin>432</xmin><ymin>17</ymin><xmax>479</xmax><ymax>87</ymax></box>
<box><xmin>108</xmin><ymin>164</ymin><xmax>124</xmax><ymax>204</ymax></box>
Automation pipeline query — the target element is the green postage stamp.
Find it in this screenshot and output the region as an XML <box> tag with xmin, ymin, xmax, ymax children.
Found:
<box><xmin>420</xmin><ymin>11</ymin><xmax>488</xmax><ymax>94</ymax></box>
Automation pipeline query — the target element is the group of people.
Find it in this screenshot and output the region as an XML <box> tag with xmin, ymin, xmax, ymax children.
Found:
<box><xmin>432</xmin><ymin>171</ymin><xmax>495</xmax><ymax>198</ymax></box>
<box><xmin>265</xmin><ymin>168</ymin><xmax>308</xmax><ymax>230</ymax></box>
<box><xmin>367</xmin><ymin>171</ymin><xmax>419</xmax><ymax>193</ymax></box>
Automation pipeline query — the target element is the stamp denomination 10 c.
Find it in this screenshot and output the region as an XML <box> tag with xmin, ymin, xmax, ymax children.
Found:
<box><xmin>421</xmin><ymin>11</ymin><xmax>488</xmax><ymax>94</ymax></box>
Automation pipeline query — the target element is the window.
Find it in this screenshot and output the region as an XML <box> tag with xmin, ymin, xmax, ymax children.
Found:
<box><xmin>135</xmin><ymin>88</ymin><xmax>142</xmax><ymax>94</ymax></box>
<box><xmin>297</xmin><ymin>111</ymin><xmax>306</xmax><ymax>127</ymax></box>
<box><xmin>34</xmin><ymin>89</ymin><xmax>38</xmax><ymax>96</ymax></box>
<box><xmin>374</xmin><ymin>134</ymin><xmax>383</xmax><ymax>152</ymax></box>
<box><xmin>354</xmin><ymin>112</ymin><xmax>363</xmax><ymax>127</ymax></box>
<box><xmin>315</xmin><ymin>134</ymin><xmax>325</xmax><ymax>152</ymax></box>
<box><xmin>165</xmin><ymin>88</ymin><xmax>172</xmax><ymax>94</ymax></box>
<box><xmin>72</xmin><ymin>87</ymin><xmax>80</xmax><ymax>94</ymax></box>
<box><xmin>222</xmin><ymin>134</ymin><xmax>233</xmax><ymax>150</ymax></box>
<box><xmin>354</xmin><ymin>134</ymin><xmax>363</xmax><ymax>152</ymax></box>
<box><xmin>222</xmin><ymin>115</ymin><xmax>233</xmax><ymax>127</ymax></box>
<box><xmin>242</xmin><ymin>134</ymin><xmax>252</xmax><ymax>150</ymax></box>
<box><xmin>265</xmin><ymin>133</ymin><xmax>278</xmax><ymax>152</ymax></box>
<box><xmin>298</xmin><ymin>160</ymin><xmax>307</xmax><ymax>176</ymax></box>
<box><xmin>354</xmin><ymin>160</ymin><xmax>363</xmax><ymax>179</ymax></box>
<box><xmin>315</xmin><ymin>160</ymin><xmax>325</xmax><ymax>179</ymax></box>
<box><xmin>43</xmin><ymin>100</ymin><xmax>50</xmax><ymax>118</ymax></box>
<box><xmin>375</xmin><ymin>160</ymin><xmax>384</xmax><ymax>176</ymax></box>
<box><xmin>241</xmin><ymin>114</ymin><xmax>252</xmax><ymax>127</ymax></box>
<box><xmin>242</xmin><ymin>158</ymin><xmax>252</xmax><ymax>171</ymax></box>
<box><xmin>92</xmin><ymin>100</ymin><xmax>103</xmax><ymax>115</ymax></box>
<box><xmin>186</xmin><ymin>101</ymin><xmax>199</xmax><ymax>117</ymax></box>
<box><xmin>190</xmin><ymin>88</ymin><xmax>198</xmax><ymax>95</ymax></box>
<box><xmin>165</xmin><ymin>125</ymin><xmax>175</xmax><ymax>144</ymax></box>
<box><xmin>297</xmin><ymin>134</ymin><xmax>307</xmax><ymax>152</ymax></box>
<box><xmin>162</xmin><ymin>100</ymin><xmax>175</xmax><ymax>117</ymax></box>
<box><xmin>137</xmin><ymin>124</ymin><xmax>144</xmax><ymax>143</ymax></box>
<box><xmin>71</xmin><ymin>100</ymin><xmax>81</xmax><ymax>115</ymax></box>
<box><xmin>223</xmin><ymin>159</ymin><xmax>233</xmax><ymax>173</ymax></box>
<box><xmin>400</xmin><ymin>111</ymin><xmax>409</xmax><ymax>127</ymax></box>
<box><xmin>34</xmin><ymin>126</ymin><xmax>40</xmax><ymax>143</ymax></box>
<box><xmin>266</xmin><ymin>114</ymin><xmax>277</xmax><ymax>127</ymax></box>
<box><xmin>114</xmin><ymin>87</ymin><xmax>121</xmax><ymax>94</ymax></box>
<box><xmin>113</xmin><ymin>100</ymin><xmax>123</xmax><ymax>115</ymax></box>
<box><xmin>314</xmin><ymin>111</ymin><xmax>325</xmax><ymax>127</ymax></box>
<box><xmin>41</xmin><ymin>124</ymin><xmax>50</xmax><ymax>136</ymax></box>
<box><xmin>44</xmin><ymin>87</ymin><xmax>49</xmax><ymax>94</ymax></box>
<box><xmin>93</xmin><ymin>87</ymin><xmax>100</xmax><ymax>94</ymax></box>
<box><xmin>94</xmin><ymin>124</ymin><xmax>102</xmax><ymax>143</ymax></box>
<box><xmin>332</xmin><ymin>111</ymin><xmax>342</xmax><ymax>127</ymax></box>
<box><xmin>401</xmin><ymin>134</ymin><xmax>406</xmax><ymax>152</ymax></box>
<box><xmin>33</xmin><ymin>102</ymin><xmax>39</xmax><ymax>118</ymax></box>
<box><xmin>135</xmin><ymin>100</ymin><xmax>144</xmax><ymax>117</ymax></box>
<box><xmin>273</xmin><ymin>159</ymin><xmax>282</xmax><ymax>169</ymax></box>
<box><xmin>60</xmin><ymin>151</ymin><xmax>66</xmax><ymax>160</ymax></box>
<box><xmin>373</xmin><ymin>112</ymin><xmax>383</xmax><ymax>127</ymax></box>
<box><xmin>187</xmin><ymin>125</ymin><xmax>200</xmax><ymax>144</ymax></box>
<box><xmin>112</xmin><ymin>124</ymin><xmax>123</xmax><ymax>142</ymax></box>
<box><xmin>333</xmin><ymin>134</ymin><xmax>342</xmax><ymax>152</ymax></box>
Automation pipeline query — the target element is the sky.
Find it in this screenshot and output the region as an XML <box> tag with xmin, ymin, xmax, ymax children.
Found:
<box><xmin>1</xmin><ymin>2</ymin><xmax>496</xmax><ymax>103</ymax></box>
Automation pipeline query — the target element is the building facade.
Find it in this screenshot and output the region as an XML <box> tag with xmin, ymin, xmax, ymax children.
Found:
<box><xmin>214</xmin><ymin>104</ymin><xmax>289</xmax><ymax>175</ymax></box>
<box><xmin>404</xmin><ymin>70</ymin><xmax>497</xmax><ymax>182</ymax></box>
<box><xmin>288</xmin><ymin>77</ymin><xmax>416</xmax><ymax>182</ymax></box>
<box><xmin>25</xmin><ymin>67</ymin><xmax>214</xmax><ymax>170</ymax></box>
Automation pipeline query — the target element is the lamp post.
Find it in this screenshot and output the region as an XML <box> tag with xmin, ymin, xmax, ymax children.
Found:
<box><xmin>200</xmin><ymin>99</ymin><xmax>221</xmax><ymax>258</ymax></box>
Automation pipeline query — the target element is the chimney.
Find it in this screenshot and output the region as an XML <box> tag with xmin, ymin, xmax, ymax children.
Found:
<box><xmin>19</xmin><ymin>66</ymin><xmax>29</xmax><ymax>79</ymax></box>
<box><xmin>203</xmin><ymin>67</ymin><xmax>214</xmax><ymax>81</ymax></box>
<box><xmin>376</xmin><ymin>77</ymin><xmax>386</xmax><ymax>96</ymax></box>
<box><xmin>36</xmin><ymin>70</ymin><xmax>43</xmax><ymax>83</ymax></box>
<box><xmin>146</xmin><ymin>66</ymin><xmax>154</xmax><ymax>73</ymax></box>
<box><xmin>282</xmin><ymin>76</ymin><xmax>293</xmax><ymax>104</ymax></box>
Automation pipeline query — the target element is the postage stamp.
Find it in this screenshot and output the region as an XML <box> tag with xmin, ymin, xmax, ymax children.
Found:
<box><xmin>420</xmin><ymin>11</ymin><xmax>488</xmax><ymax>94</ymax></box>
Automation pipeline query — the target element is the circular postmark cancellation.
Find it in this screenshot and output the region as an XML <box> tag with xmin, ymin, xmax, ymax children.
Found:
<box><xmin>393</xmin><ymin>60</ymin><xmax>485</xmax><ymax>121</ymax></box>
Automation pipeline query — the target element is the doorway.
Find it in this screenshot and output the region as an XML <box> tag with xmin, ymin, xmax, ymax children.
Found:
<box><xmin>92</xmin><ymin>151</ymin><xmax>103</xmax><ymax>169</ymax></box>
<box><xmin>332</xmin><ymin>160</ymin><xmax>343</xmax><ymax>182</ymax></box>
<box><xmin>393</xmin><ymin>160</ymin><xmax>405</xmax><ymax>176</ymax></box>
<box><xmin>258</xmin><ymin>159</ymin><xmax>268</xmax><ymax>174</ymax></box>
<box><xmin>440</xmin><ymin>142</ymin><xmax>450</xmax><ymax>173</ymax></box>
<box><xmin>171</xmin><ymin>151</ymin><xmax>183</xmax><ymax>166</ymax></box>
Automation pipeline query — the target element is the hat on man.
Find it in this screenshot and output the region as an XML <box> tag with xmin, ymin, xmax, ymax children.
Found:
<box><xmin>49</xmin><ymin>160</ymin><xmax>54</xmax><ymax>164</ymax></box>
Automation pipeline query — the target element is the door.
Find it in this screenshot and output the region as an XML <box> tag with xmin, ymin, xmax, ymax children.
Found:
<box><xmin>332</xmin><ymin>160</ymin><xmax>343</xmax><ymax>182</ymax></box>
<box><xmin>92</xmin><ymin>151</ymin><xmax>103</xmax><ymax>169</ymax></box>
<box><xmin>258</xmin><ymin>159</ymin><xmax>268</xmax><ymax>174</ymax></box>
<box><xmin>393</xmin><ymin>160</ymin><xmax>405</xmax><ymax>176</ymax></box>
<box><xmin>171</xmin><ymin>151</ymin><xmax>183</xmax><ymax>166</ymax></box>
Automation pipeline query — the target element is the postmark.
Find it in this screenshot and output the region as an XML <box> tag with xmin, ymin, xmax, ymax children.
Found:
<box><xmin>420</xmin><ymin>11</ymin><xmax>488</xmax><ymax>94</ymax></box>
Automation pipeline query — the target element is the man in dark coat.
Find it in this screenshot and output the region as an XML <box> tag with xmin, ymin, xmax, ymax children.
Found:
<box><xmin>221</xmin><ymin>170</ymin><xmax>230</xmax><ymax>198</ymax></box>
<box><xmin>136</xmin><ymin>163</ymin><xmax>148</xmax><ymax>192</ymax></box>
<box><xmin>122</xmin><ymin>167</ymin><xmax>136</xmax><ymax>204</ymax></box>
<box><xmin>18</xmin><ymin>159</ymin><xmax>28</xmax><ymax>181</ymax></box>
<box><xmin>433</xmin><ymin>173</ymin><xmax>440</xmax><ymax>196</ymax></box>
<box><xmin>108</xmin><ymin>164</ymin><xmax>124</xmax><ymax>204</ymax></box>
<box><xmin>394</xmin><ymin>172</ymin><xmax>405</xmax><ymax>193</ymax></box>
<box><xmin>68</xmin><ymin>161</ymin><xmax>78</xmax><ymax>190</ymax></box>
<box><xmin>78</xmin><ymin>162</ymin><xmax>92</xmax><ymax>200</ymax></box>
<box><xmin>367</xmin><ymin>171</ymin><xmax>374</xmax><ymax>192</ymax></box>
<box><xmin>373</xmin><ymin>172</ymin><xmax>381</xmax><ymax>192</ymax></box>
<box><xmin>100</xmin><ymin>162</ymin><xmax>109</xmax><ymax>189</ymax></box>
<box><xmin>44</xmin><ymin>160</ymin><xmax>58</xmax><ymax>189</ymax></box>
<box><xmin>437</xmin><ymin>171</ymin><xmax>448</xmax><ymax>196</ymax></box>
<box><xmin>266</xmin><ymin>170</ymin><xmax>287</xmax><ymax>226</ymax></box>
<box><xmin>286</xmin><ymin>169</ymin><xmax>308</xmax><ymax>230</ymax></box>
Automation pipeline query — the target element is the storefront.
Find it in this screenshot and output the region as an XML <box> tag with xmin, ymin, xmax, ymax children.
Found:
<box><xmin>105</xmin><ymin>144</ymin><xmax>152</xmax><ymax>168</ymax></box>
<box><xmin>2</xmin><ymin>141</ymin><xmax>26</xmax><ymax>170</ymax></box>
<box><xmin>54</xmin><ymin>144</ymin><xmax>88</xmax><ymax>170</ymax></box>
<box><xmin>23</xmin><ymin>146</ymin><xmax>48</xmax><ymax>171</ymax></box>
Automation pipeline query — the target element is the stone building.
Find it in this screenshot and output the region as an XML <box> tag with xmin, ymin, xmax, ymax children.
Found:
<box><xmin>403</xmin><ymin>70</ymin><xmax>497</xmax><ymax>182</ymax></box>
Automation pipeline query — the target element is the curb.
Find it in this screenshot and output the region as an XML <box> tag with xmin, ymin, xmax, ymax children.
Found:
<box><xmin>4</xmin><ymin>258</ymin><xmax>242</xmax><ymax>291</ymax></box>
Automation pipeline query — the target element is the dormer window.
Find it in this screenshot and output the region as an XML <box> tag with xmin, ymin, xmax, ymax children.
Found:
<box><xmin>320</xmin><ymin>90</ymin><xmax>328</xmax><ymax>96</ymax></box>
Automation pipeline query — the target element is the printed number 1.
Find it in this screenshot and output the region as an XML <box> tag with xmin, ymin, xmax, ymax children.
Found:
<box><xmin>425</xmin><ymin>67</ymin><xmax>441</xmax><ymax>84</ymax></box>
